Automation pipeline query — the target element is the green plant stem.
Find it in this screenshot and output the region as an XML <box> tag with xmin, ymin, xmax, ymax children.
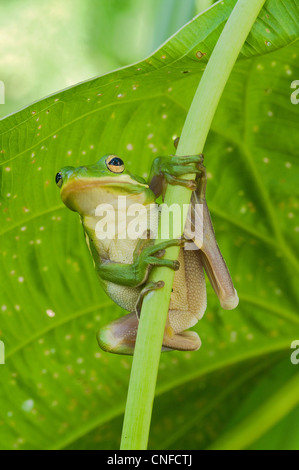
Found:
<box><xmin>120</xmin><ymin>0</ymin><xmax>266</xmax><ymax>450</ymax></box>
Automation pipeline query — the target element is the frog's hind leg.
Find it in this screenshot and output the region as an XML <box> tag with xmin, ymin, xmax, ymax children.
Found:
<box><xmin>161</xmin><ymin>249</ymin><xmax>207</xmax><ymax>352</ymax></box>
<box><xmin>97</xmin><ymin>313</ymin><xmax>139</xmax><ymax>355</ymax></box>
<box><xmin>97</xmin><ymin>311</ymin><xmax>201</xmax><ymax>355</ymax></box>
<box><xmin>97</xmin><ymin>249</ymin><xmax>205</xmax><ymax>354</ymax></box>
<box><xmin>97</xmin><ymin>281</ymin><xmax>165</xmax><ymax>355</ymax></box>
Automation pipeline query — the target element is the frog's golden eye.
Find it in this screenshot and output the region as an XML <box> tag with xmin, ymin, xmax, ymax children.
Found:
<box><xmin>106</xmin><ymin>155</ymin><xmax>125</xmax><ymax>173</ymax></box>
<box><xmin>55</xmin><ymin>172</ymin><xmax>63</xmax><ymax>188</ymax></box>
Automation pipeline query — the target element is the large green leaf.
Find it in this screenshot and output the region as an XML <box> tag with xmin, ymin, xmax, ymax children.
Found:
<box><xmin>0</xmin><ymin>0</ymin><xmax>299</xmax><ymax>450</ymax></box>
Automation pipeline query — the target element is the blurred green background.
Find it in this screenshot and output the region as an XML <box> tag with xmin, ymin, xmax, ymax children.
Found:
<box><xmin>0</xmin><ymin>0</ymin><xmax>213</xmax><ymax>120</ymax></box>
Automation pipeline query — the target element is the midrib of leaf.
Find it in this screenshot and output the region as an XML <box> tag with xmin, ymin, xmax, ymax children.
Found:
<box><xmin>53</xmin><ymin>337</ymin><xmax>293</xmax><ymax>450</ymax></box>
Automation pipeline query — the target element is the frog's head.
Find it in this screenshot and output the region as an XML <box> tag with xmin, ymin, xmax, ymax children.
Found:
<box><xmin>56</xmin><ymin>154</ymin><xmax>153</xmax><ymax>215</ymax></box>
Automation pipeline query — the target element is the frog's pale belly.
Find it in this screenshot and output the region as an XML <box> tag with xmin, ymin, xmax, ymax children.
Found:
<box><xmin>106</xmin><ymin>282</ymin><xmax>141</xmax><ymax>312</ymax></box>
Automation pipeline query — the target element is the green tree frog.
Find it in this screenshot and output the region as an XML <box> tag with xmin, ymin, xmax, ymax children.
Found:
<box><xmin>56</xmin><ymin>153</ymin><xmax>238</xmax><ymax>355</ymax></box>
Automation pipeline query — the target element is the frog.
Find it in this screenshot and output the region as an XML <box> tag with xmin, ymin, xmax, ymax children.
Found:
<box><xmin>56</xmin><ymin>151</ymin><xmax>238</xmax><ymax>355</ymax></box>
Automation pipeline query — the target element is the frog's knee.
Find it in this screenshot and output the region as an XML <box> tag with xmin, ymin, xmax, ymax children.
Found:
<box><xmin>96</xmin><ymin>313</ymin><xmax>138</xmax><ymax>355</ymax></box>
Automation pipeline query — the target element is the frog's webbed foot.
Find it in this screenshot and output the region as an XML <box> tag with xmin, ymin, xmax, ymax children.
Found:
<box><xmin>149</xmin><ymin>153</ymin><xmax>204</xmax><ymax>197</ymax></box>
<box><xmin>162</xmin><ymin>326</ymin><xmax>201</xmax><ymax>352</ymax></box>
<box><xmin>97</xmin><ymin>313</ymin><xmax>139</xmax><ymax>355</ymax></box>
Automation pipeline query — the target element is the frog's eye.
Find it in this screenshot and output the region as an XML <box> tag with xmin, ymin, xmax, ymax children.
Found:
<box><xmin>55</xmin><ymin>172</ymin><xmax>63</xmax><ymax>188</ymax></box>
<box><xmin>105</xmin><ymin>155</ymin><xmax>125</xmax><ymax>173</ymax></box>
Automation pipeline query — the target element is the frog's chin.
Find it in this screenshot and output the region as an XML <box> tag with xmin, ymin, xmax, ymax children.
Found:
<box><xmin>60</xmin><ymin>177</ymin><xmax>148</xmax><ymax>215</ymax></box>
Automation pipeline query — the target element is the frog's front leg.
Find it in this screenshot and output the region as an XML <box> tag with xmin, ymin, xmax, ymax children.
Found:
<box><xmin>97</xmin><ymin>237</ymin><xmax>182</xmax><ymax>287</ymax></box>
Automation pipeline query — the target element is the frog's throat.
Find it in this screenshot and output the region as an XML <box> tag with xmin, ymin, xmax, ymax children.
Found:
<box><xmin>61</xmin><ymin>176</ymin><xmax>149</xmax><ymax>205</ymax></box>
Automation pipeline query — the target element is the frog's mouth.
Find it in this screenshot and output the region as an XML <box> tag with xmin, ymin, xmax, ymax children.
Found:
<box><xmin>60</xmin><ymin>176</ymin><xmax>149</xmax><ymax>213</ymax></box>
